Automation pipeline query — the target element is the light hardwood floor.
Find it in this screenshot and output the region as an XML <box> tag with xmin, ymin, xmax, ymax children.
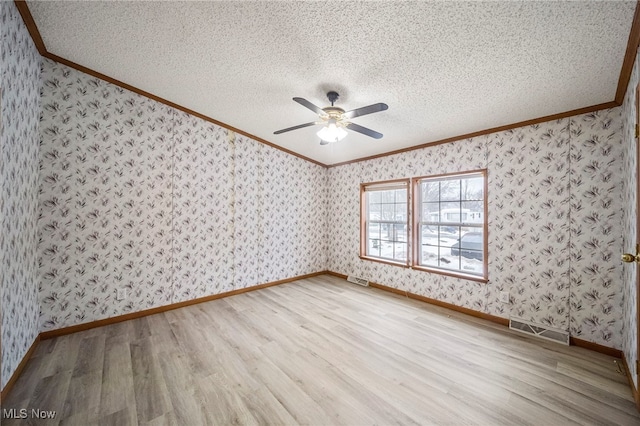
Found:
<box><xmin>3</xmin><ymin>275</ymin><xmax>640</xmax><ymax>425</ymax></box>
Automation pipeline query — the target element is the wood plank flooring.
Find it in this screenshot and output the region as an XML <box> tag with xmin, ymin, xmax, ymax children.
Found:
<box><xmin>3</xmin><ymin>275</ymin><xmax>640</xmax><ymax>425</ymax></box>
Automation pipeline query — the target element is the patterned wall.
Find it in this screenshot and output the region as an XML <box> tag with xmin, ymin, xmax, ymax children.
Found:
<box><xmin>488</xmin><ymin>122</ymin><xmax>572</xmax><ymax>332</ymax></box>
<box><xmin>258</xmin><ymin>146</ymin><xmax>328</xmax><ymax>284</ymax></box>
<box><xmin>37</xmin><ymin>68</ymin><xmax>175</xmax><ymax>328</ymax></box>
<box><xmin>173</xmin><ymin>112</ymin><xmax>235</xmax><ymax>300</ymax></box>
<box><xmin>232</xmin><ymin>135</ymin><xmax>261</xmax><ymax>290</ymax></box>
<box><xmin>37</xmin><ymin>58</ymin><xmax>328</xmax><ymax>330</ymax></box>
<box><xmin>1</xmin><ymin>1</ymin><xmax>42</xmax><ymax>389</ymax></box>
<box><xmin>621</xmin><ymin>47</ymin><xmax>639</xmax><ymax>387</ymax></box>
<box><xmin>569</xmin><ymin>112</ymin><xmax>625</xmax><ymax>345</ymax></box>
<box><xmin>328</xmin><ymin>109</ymin><xmax>626</xmax><ymax>349</ymax></box>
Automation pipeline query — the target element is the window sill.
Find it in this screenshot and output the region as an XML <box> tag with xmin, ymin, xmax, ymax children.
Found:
<box><xmin>411</xmin><ymin>265</ymin><xmax>488</xmax><ymax>283</ymax></box>
<box><xmin>359</xmin><ymin>255</ymin><xmax>410</xmax><ymax>268</ymax></box>
<box><xmin>359</xmin><ymin>256</ymin><xmax>488</xmax><ymax>283</ymax></box>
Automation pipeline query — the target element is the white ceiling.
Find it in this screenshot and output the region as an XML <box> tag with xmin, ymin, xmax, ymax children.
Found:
<box><xmin>27</xmin><ymin>1</ymin><xmax>636</xmax><ymax>166</ymax></box>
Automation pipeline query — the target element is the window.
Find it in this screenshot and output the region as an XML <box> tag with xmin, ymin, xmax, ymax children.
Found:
<box><xmin>359</xmin><ymin>171</ymin><xmax>487</xmax><ymax>281</ymax></box>
<box><xmin>413</xmin><ymin>170</ymin><xmax>487</xmax><ymax>280</ymax></box>
<box><xmin>360</xmin><ymin>180</ymin><xmax>409</xmax><ymax>265</ymax></box>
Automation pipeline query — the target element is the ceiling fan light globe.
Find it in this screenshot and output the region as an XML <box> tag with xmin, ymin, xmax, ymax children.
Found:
<box><xmin>317</xmin><ymin>125</ymin><xmax>347</xmax><ymax>143</ymax></box>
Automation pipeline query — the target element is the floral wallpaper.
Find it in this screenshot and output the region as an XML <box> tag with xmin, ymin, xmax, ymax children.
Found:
<box><xmin>328</xmin><ymin>109</ymin><xmax>626</xmax><ymax>350</ymax></box>
<box><xmin>0</xmin><ymin>1</ymin><xmax>42</xmax><ymax>389</ymax></box>
<box><xmin>569</xmin><ymin>112</ymin><xmax>624</xmax><ymax>345</ymax></box>
<box><xmin>487</xmin><ymin>121</ymin><xmax>572</xmax><ymax>331</ymax></box>
<box><xmin>37</xmin><ymin>58</ymin><xmax>328</xmax><ymax>331</ymax></box>
<box><xmin>37</xmin><ymin>66</ymin><xmax>175</xmax><ymax>329</ymax></box>
<box><xmin>621</xmin><ymin>47</ymin><xmax>639</xmax><ymax>387</ymax></box>
<box><xmin>258</xmin><ymin>146</ymin><xmax>328</xmax><ymax>284</ymax></box>
<box><xmin>172</xmin><ymin>112</ymin><xmax>235</xmax><ymax>301</ymax></box>
<box><xmin>232</xmin><ymin>136</ymin><xmax>260</xmax><ymax>290</ymax></box>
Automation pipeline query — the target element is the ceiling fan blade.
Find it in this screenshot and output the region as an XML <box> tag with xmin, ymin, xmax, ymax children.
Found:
<box><xmin>346</xmin><ymin>122</ymin><xmax>383</xmax><ymax>139</ymax></box>
<box><xmin>273</xmin><ymin>121</ymin><xmax>318</xmax><ymax>135</ymax></box>
<box><xmin>343</xmin><ymin>103</ymin><xmax>388</xmax><ymax>119</ymax></box>
<box><xmin>293</xmin><ymin>97</ymin><xmax>325</xmax><ymax>115</ymax></box>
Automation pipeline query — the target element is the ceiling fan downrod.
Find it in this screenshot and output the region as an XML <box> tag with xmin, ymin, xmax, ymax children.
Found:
<box><xmin>326</xmin><ymin>91</ymin><xmax>339</xmax><ymax>106</ymax></box>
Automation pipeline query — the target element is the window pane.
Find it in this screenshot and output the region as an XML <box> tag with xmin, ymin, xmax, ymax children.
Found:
<box><xmin>421</xmin><ymin>224</ymin><xmax>438</xmax><ymax>243</ymax></box>
<box><xmin>368</xmin><ymin>191</ymin><xmax>381</xmax><ymax>204</ymax></box>
<box><xmin>395</xmin><ymin>188</ymin><xmax>407</xmax><ymax>202</ymax></box>
<box><xmin>398</xmin><ymin>223</ymin><xmax>408</xmax><ymax>241</ymax></box>
<box><xmin>420</xmin><ymin>224</ymin><xmax>439</xmax><ymax>264</ymax></box>
<box><xmin>461</xmin><ymin>201</ymin><xmax>483</xmax><ymax>222</ymax></box>
<box><xmin>461</xmin><ymin>177</ymin><xmax>484</xmax><ymax>200</ymax></box>
<box><xmin>421</xmin><ymin>245</ymin><xmax>439</xmax><ymax>267</ymax></box>
<box><xmin>420</xmin><ymin>223</ymin><xmax>439</xmax><ymax>266</ymax></box>
<box><xmin>440</xmin><ymin>201</ymin><xmax>460</xmax><ymax>222</ymax></box>
<box><xmin>382</xmin><ymin>203</ymin><xmax>394</xmax><ymax>220</ymax></box>
<box><xmin>394</xmin><ymin>242</ymin><xmax>407</xmax><ymax>261</ymax></box>
<box><xmin>395</xmin><ymin>202</ymin><xmax>407</xmax><ymax>221</ymax></box>
<box><xmin>460</xmin><ymin>255</ymin><xmax>483</xmax><ymax>274</ymax></box>
<box><xmin>368</xmin><ymin>222</ymin><xmax>381</xmax><ymax>240</ymax></box>
<box><xmin>440</xmin><ymin>179</ymin><xmax>461</xmax><ymax>201</ymax></box>
<box><xmin>422</xmin><ymin>202</ymin><xmax>439</xmax><ymax>222</ymax></box>
<box><xmin>389</xmin><ymin>224</ymin><xmax>399</xmax><ymax>242</ymax></box>
<box><xmin>444</xmin><ymin>249</ymin><xmax>461</xmax><ymax>270</ymax></box>
<box><xmin>368</xmin><ymin>238</ymin><xmax>381</xmax><ymax>257</ymax></box>
<box><xmin>455</xmin><ymin>228</ymin><xmax>483</xmax><ymax>273</ymax></box>
<box><xmin>381</xmin><ymin>191</ymin><xmax>395</xmax><ymax>203</ymax></box>
<box><xmin>378</xmin><ymin>223</ymin><xmax>390</xmax><ymax>242</ymax></box>
<box><xmin>438</xmin><ymin>225</ymin><xmax>459</xmax><ymax>240</ymax></box>
<box><xmin>422</xmin><ymin>181</ymin><xmax>440</xmax><ymax>202</ymax></box>
<box><xmin>368</xmin><ymin>203</ymin><xmax>381</xmax><ymax>221</ymax></box>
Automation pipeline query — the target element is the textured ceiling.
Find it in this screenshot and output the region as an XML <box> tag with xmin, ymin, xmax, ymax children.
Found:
<box><xmin>27</xmin><ymin>1</ymin><xmax>636</xmax><ymax>166</ymax></box>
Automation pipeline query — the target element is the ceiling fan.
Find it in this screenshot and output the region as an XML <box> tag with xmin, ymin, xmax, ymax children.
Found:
<box><xmin>274</xmin><ymin>91</ymin><xmax>388</xmax><ymax>145</ymax></box>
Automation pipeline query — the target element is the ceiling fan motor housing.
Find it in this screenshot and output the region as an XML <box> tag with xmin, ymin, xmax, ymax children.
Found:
<box><xmin>322</xmin><ymin>106</ymin><xmax>346</xmax><ymax>119</ymax></box>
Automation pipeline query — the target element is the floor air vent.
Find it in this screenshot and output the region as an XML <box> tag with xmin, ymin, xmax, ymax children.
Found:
<box><xmin>347</xmin><ymin>276</ymin><xmax>369</xmax><ymax>287</ymax></box>
<box><xmin>509</xmin><ymin>318</ymin><xmax>569</xmax><ymax>345</ymax></box>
